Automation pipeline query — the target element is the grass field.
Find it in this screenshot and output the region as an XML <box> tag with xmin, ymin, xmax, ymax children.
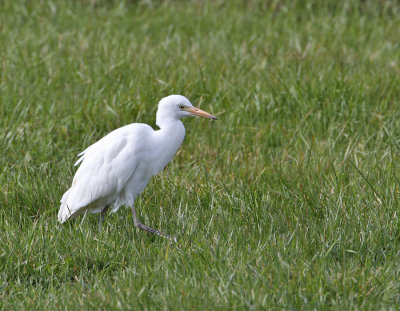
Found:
<box><xmin>1</xmin><ymin>0</ymin><xmax>400</xmax><ymax>309</ymax></box>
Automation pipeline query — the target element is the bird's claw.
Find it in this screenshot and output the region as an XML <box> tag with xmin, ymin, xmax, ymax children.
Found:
<box><xmin>136</xmin><ymin>222</ymin><xmax>177</xmax><ymax>243</ymax></box>
<box><xmin>158</xmin><ymin>232</ymin><xmax>177</xmax><ymax>243</ymax></box>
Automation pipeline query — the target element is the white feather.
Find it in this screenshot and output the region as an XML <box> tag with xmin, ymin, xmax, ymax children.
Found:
<box><xmin>57</xmin><ymin>95</ymin><xmax>216</xmax><ymax>230</ymax></box>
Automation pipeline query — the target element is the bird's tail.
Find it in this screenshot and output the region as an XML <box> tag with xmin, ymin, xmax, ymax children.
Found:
<box><xmin>58</xmin><ymin>188</ymin><xmax>72</xmax><ymax>223</ymax></box>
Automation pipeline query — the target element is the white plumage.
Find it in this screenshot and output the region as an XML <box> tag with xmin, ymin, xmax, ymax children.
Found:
<box><xmin>58</xmin><ymin>95</ymin><xmax>217</xmax><ymax>240</ymax></box>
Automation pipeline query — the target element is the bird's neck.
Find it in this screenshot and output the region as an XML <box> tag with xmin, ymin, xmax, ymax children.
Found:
<box><xmin>154</xmin><ymin>120</ymin><xmax>186</xmax><ymax>168</ymax></box>
<box><xmin>155</xmin><ymin>110</ymin><xmax>186</xmax><ymax>156</ymax></box>
<box><xmin>155</xmin><ymin>108</ymin><xmax>184</xmax><ymax>133</ymax></box>
<box><xmin>156</xmin><ymin>119</ymin><xmax>185</xmax><ymax>141</ymax></box>
<box><xmin>156</xmin><ymin>109</ymin><xmax>176</xmax><ymax>129</ymax></box>
<box><xmin>155</xmin><ymin>110</ymin><xmax>185</xmax><ymax>136</ymax></box>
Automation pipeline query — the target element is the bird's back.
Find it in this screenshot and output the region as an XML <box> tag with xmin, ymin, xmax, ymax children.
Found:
<box><xmin>58</xmin><ymin>123</ymin><xmax>155</xmax><ymax>222</ymax></box>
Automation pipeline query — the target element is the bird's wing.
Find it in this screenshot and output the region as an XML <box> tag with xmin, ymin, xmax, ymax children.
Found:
<box><xmin>59</xmin><ymin>124</ymin><xmax>154</xmax><ymax>221</ymax></box>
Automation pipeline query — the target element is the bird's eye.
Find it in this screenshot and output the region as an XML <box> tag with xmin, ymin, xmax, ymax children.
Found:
<box><xmin>178</xmin><ymin>105</ymin><xmax>185</xmax><ymax>109</ymax></box>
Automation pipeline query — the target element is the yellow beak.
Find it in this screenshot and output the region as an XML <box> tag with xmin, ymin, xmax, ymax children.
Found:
<box><xmin>186</xmin><ymin>106</ymin><xmax>217</xmax><ymax>120</ymax></box>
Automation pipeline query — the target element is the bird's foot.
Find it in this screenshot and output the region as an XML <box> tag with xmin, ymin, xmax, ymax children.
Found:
<box><xmin>136</xmin><ymin>222</ymin><xmax>177</xmax><ymax>243</ymax></box>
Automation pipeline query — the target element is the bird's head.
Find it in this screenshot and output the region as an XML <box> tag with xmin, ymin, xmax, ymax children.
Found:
<box><xmin>157</xmin><ymin>95</ymin><xmax>217</xmax><ymax>122</ymax></box>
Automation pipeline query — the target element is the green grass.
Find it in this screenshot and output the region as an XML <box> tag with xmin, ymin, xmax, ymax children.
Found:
<box><xmin>1</xmin><ymin>0</ymin><xmax>400</xmax><ymax>309</ymax></box>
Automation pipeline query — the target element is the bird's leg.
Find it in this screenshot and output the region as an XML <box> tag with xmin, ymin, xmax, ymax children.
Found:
<box><xmin>98</xmin><ymin>206</ymin><xmax>110</xmax><ymax>234</ymax></box>
<box><xmin>130</xmin><ymin>205</ymin><xmax>177</xmax><ymax>242</ymax></box>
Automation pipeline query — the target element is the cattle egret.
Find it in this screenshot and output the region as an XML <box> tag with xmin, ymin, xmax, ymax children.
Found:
<box><xmin>58</xmin><ymin>95</ymin><xmax>217</xmax><ymax>241</ymax></box>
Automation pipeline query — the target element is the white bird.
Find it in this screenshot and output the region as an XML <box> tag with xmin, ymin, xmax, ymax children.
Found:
<box><xmin>58</xmin><ymin>95</ymin><xmax>217</xmax><ymax>241</ymax></box>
